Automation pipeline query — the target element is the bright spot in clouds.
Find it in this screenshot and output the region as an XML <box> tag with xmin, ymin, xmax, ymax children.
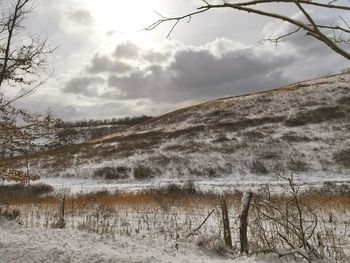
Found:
<box><xmin>86</xmin><ymin>0</ymin><xmax>163</xmax><ymax>43</ymax></box>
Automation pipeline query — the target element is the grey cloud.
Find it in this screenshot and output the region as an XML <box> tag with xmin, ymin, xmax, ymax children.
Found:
<box><xmin>68</xmin><ymin>9</ymin><xmax>94</xmax><ymax>25</ymax></box>
<box><xmin>262</xmin><ymin>13</ymin><xmax>350</xmax><ymax>79</ymax></box>
<box><xmin>142</xmin><ymin>50</ymin><xmax>170</xmax><ymax>64</ymax></box>
<box><xmin>86</xmin><ymin>54</ymin><xmax>132</xmax><ymax>74</ymax></box>
<box><xmin>63</xmin><ymin>76</ymin><xmax>105</xmax><ymax>97</ymax></box>
<box><xmin>61</xmin><ymin>102</ymin><xmax>131</xmax><ymax>120</ymax></box>
<box><xmin>56</xmin><ymin>100</ymin><xmax>173</xmax><ymax>121</ymax></box>
<box><xmin>263</xmin><ymin>12</ymin><xmax>349</xmax><ymax>57</ymax></box>
<box><xmin>113</xmin><ymin>41</ymin><xmax>140</xmax><ymax>59</ymax></box>
<box><xmin>107</xmin><ymin>42</ymin><xmax>293</xmax><ymax>102</ymax></box>
<box><xmin>114</xmin><ymin>41</ymin><xmax>171</xmax><ymax>64</ymax></box>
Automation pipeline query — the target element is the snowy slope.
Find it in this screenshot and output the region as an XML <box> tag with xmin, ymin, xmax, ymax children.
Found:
<box><xmin>7</xmin><ymin>73</ymin><xmax>350</xmax><ymax>191</ymax></box>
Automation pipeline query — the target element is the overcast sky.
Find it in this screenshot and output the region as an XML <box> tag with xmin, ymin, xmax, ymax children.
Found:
<box><xmin>16</xmin><ymin>0</ymin><xmax>350</xmax><ymax>120</ymax></box>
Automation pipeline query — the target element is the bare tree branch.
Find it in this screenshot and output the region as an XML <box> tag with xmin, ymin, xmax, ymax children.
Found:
<box><xmin>146</xmin><ymin>0</ymin><xmax>350</xmax><ymax>60</ymax></box>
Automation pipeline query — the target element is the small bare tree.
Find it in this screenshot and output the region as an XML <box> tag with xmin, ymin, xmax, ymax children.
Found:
<box><xmin>147</xmin><ymin>0</ymin><xmax>350</xmax><ymax>60</ymax></box>
<box><xmin>250</xmin><ymin>173</ymin><xmax>321</xmax><ymax>262</ymax></box>
<box><xmin>0</xmin><ymin>0</ymin><xmax>56</xmax><ymax>184</ymax></box>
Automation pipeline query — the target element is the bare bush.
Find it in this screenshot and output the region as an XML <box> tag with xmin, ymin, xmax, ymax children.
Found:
<box><xmin>93</xmin><ymin>166</ymin><xmax>130</xmax><ymax>180</ymax></box>
<box><xmin>251</xmin><ymin>180</ymin><xmax>320</xmax><ymax>261</ymax></box>
<box><xmin>0</xmin><ymin>208</ymin><xmax>20</xmax><ymax>220</ymax></box>
<box><xmin>133</xmin><ymin>165</ymin><xmax>154</xmax><ymax>180</ymax></box>
<box><xmin>287</xmin><ymin>158</ymin><xmax>309</xmax><ymax>173</ymax></box>
<box><xmin>250</xmin><ymin>160</ymin><xmax>268</xmax><ymax>175</ymax></box>
<box><xmin>333</xmin><ymin>148</ymin><xmax>350</xmax><ymax>168</ymax></box>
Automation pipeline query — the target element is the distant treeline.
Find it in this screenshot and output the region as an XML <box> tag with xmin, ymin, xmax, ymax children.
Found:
<box><xmin>56</xmin><ymin>115</ymin><xmax>153</xmax><ymax>128</ymax></box>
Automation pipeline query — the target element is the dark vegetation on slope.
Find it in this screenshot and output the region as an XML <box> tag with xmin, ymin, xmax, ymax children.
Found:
<box><xmin>285</xmin><ymin>106</ymin><xmax>347</xmax><ymax>127</ymax></box>
<box><xmin>56</xmin><ymin>115</ymin><xmax>153</xmax><ymax>128</ymax></box>
<box><xmin>2</xmin><ymin>73</ymin><xmax>350</xmax><ymax>179</ymax></box>
<box><xmin>0</xmin><ymin>183</ymin><xmax>54</xmax><ymax>204</ymax></box>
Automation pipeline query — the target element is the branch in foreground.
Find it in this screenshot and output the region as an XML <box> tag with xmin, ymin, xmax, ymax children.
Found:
<box><xmin>146</xmin><ymin>1</ymin><xmax>350</xmax><ymax>60</ymax></box>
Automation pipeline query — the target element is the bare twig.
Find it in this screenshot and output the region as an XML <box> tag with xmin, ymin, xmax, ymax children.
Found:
<box><xmin>146</xmin><ymin>0</ymin><xmax>350</xmax><ymax>60</ymax></box>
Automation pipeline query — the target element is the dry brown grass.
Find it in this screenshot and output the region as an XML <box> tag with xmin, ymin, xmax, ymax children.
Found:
<box><xmin>0</xmin><ymin>184</ymin><xmax>58</xmax><ymax>205</ymax></box>
<box><xmin>4</xmin><ymin>185</ymin><xmax>350</xmax><ymax>214</ymax></box>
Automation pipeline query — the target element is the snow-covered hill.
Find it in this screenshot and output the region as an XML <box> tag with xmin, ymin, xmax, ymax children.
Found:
<box><xmin>7</xmin><ymin>73</ymin><xmax>350</xmax><ymax>190</ymax></box>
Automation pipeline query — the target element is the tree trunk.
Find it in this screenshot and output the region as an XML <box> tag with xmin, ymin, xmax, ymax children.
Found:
<box><xmin>239</xmin><ymin>192</ymin><xmax>253</xmax><ymax>254</ymax></box>
<box><xmin>220</xmin><ymin>195</ymin><xmax>232</xmax><ymax>249</ymax></box>
<box><xmin>57</xmin><ymin>196</ymin><xmax>65</xmax><ymax>228</ymax></box>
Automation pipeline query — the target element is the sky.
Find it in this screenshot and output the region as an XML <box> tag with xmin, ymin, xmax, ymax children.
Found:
<box><xmin>13</xmin><ymin>0</ymin><xmax>350</xmax><ymax>120</ymax></box>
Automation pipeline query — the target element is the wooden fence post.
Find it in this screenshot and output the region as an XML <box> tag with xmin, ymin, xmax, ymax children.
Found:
<box><xmin>239</xmin><ymin>192</ymin><xmax>253</xmax><ymax>254</ymax></box>
<box><xmin>220</xmin><ymin>195</ymin><xmax>232</xmax><ymax>249</ymax></box>
<box><xmin>57</xmin><ymin>196</ymin><xmax>65</xmax><ymax>228</ymax></box>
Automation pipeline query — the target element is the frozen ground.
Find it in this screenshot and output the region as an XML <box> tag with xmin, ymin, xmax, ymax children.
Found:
<box><xmin>0</xmin><ymin>219</ymin><xmax>284</xmax><ymax>263</ymax></box>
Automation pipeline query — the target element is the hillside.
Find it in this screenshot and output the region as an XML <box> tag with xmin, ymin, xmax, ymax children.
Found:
<box><xmin>7</xmin><ymin>73</ymin><xmax>350</xmax><ymax>191</ymax></box>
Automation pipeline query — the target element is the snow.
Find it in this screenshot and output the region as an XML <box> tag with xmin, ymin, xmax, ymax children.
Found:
<box><xmin>37</xmin><ymin>171</ymin><xmax>350</xmax><ymax>195</ymax></box>
<box><xmin>9</xmin><ymin>73</ymin><xmax>347</xmax><ymax>191</ymax></box>
<box><xmin>0</xmin><ymin>218</ymin><xmax>284</xmax><ymax>263</ymax></box>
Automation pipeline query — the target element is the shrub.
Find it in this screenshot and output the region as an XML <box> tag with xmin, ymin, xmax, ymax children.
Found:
<box><xmin>212</xmin><ymin>136</ymin><xmax>230</xmax><ymax>143</ymax></box>
<box><xmin>333</xmin><ymin>148</ymin><xmax>350</xmax><ymax>168</ymax></box>
<box><xmin>25</xmin><ymin>183</ymin><xmax>54</xmax><ymax>195</ymax></box>
<box><xmin>250</xmin><ymin>160</ymin><xmax>268</xmax><ymax>175</ymax></box>
<box><xmin>287</xmin><ymin>158</ymin><xmax>309</xmax><ymax>172</ymax></box>
<box><xmin>204</xmin><ymin>167</ymin><xmax>219</xmax><ymax>177</ymax></box>
<box><xmin>0</xmin><ymin>208</ymin><xmax>20</xmax><ymax>220</ymax></box>
<box><xmin>133</xmin><ymin>165</ymin><xmax>154</xmax><ymax>179</ymax></box>
<box><xmin>93</xmin><ymin>166</ymin><xmax>129</xmax><ymax>180</ymax></box>
<box><xmin>338</xmin><ymin>96</ymin><xmax>350</xmax><ymax>106</ymax></box>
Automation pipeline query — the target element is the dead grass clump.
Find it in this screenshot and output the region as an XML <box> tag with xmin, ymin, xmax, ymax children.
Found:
<box><xmin>333</xmin><ymin>147</ymin><xmax>350</xmax><ymax>168</ymax></box>
<box><xmin>285</xmin><ymin>106</ymin><xmax>346</xmax><ymax>127</ymax></box>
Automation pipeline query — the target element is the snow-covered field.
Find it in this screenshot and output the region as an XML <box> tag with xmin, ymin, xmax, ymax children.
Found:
<box><xmin>1</xmin><ymin>213</ymin><xmax>340</xmax><ymax>263</ymax></box>
<box><xmin>38</xmin><ymin>172</ymin><xmax>350</xmax><ymax>195</ymax></box>
<box><xmin>1</xmin><ymin>218</ymin><xmax>248</xmax><ymax>263</ymax></box>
